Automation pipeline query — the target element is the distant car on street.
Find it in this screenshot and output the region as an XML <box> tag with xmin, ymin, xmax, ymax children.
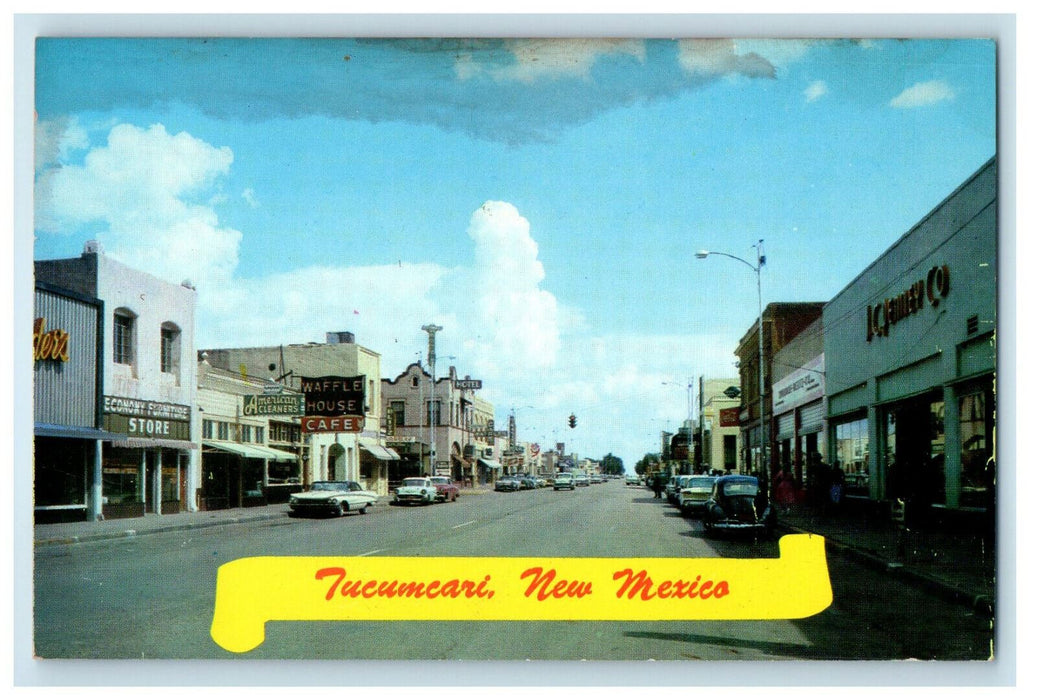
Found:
<box><xmin>553</xmin><ymin>472</ymin><xmax>575</xmax><ymax>490</ymax></box>
<box><xmin>495</xmin><ymin>476</ymin><xmax>521</xmax><ymax>492</ymax></box>
<box><xmin>702</xmin><ymin>475</ymin><xmax>776</xmax><ymax>540</ymax></box>
<box><xmin>625</xmin><ymin>473</ymin><xmax>641</xmax><ymax>486</ymax></box>
<box><xmin>392</xmin><ymin>477</ymin><xmax>437</xmax><ymax>506</ymax></box>
<box><xmin>429</xmin><ymin>476</ymin><xmax>460</xmax><ymax>503</ymax></box>
<box><xmin>288</xmin><ymin>480</ymin><xmax>378</xmax><ymax>517</ymax></box>
<box><xmin>574</xmin><ymin>473</ymin><xmax>590</xmax><ymax>487</ymax></box>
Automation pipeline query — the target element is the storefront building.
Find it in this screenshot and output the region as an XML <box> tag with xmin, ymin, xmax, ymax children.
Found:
<box><xmin>33</xmin><ymin>282</ymin><xmax>119</xmax><ymax>523</ymax></box>
<box><xmin>201</xmin><ymin>331</ymin><xmax>394</xmax><ymax>495</ymax></box>
<box><xmin>824</xmin><ymin>157</ymin><xmax>996</xmax><ymax>530</ymax></box>
<box><xmin>35</xmin><ymin>243</ymin><xmax>199</xmax><ymax>518</ymax></box>
<box><xmin>734</xmin><ymin>302</ymin><xmax>825</xmax><ymax>480</ymax></box>
<box><xmin>196</xmin><ymin>358</ymin><xmax>303</xmax><ymax>509</ymax></box>
<box><xmin>771</xmin><ymin>318</ymin><xmax>827</xmax><ymax>496</ymax></box>
<box><xmin>697</xmin><ymin>377</ymin><xmax>742</xmax><ymax>474</ymax></box>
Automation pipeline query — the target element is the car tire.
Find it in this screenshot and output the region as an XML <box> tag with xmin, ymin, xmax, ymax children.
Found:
<box><xmin>359</xmin><ymin>504</ymin><xmax>368</xmax><ymax>515</ymax></box>
<box><xmin>335</xmin><ymin>502</ymin><xmax>346</xmax><ymax>517</ymax></box>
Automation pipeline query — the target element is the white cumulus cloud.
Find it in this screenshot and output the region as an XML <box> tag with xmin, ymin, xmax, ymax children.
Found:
<box><xmin>890</xmin><ymin>79</ymin><xmax>955</xmax><ymax>108</ymax></box>
<box><xmin>34</xmin><ymin>122</ymin><xmax>240</xmax><ymax>290</ymax></box>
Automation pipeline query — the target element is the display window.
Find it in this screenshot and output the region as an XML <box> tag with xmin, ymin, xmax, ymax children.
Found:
<box><xmin>959</xmin><ymin>389</ymin><xmax>995</xmax><ymax>510</ymax></box>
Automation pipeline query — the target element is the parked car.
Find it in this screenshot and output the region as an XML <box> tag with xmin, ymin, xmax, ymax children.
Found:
<box><xmin>495</xmin><ymin>476</ymin><xmax>521</xmax><ymax>492</ymax></box>
<box><xmin>665</xmin><ymin>475</ymin><xmax>685</xmax><ymax>504</ymax></box>
<box><xmin>429</xmin><ymin>476</ymin><xmax>460</xmax><ymax>503</ymax></box>
<box><xmin>288</xmin><ymin>480</ymin><xmax>378</xmax><ymax>517</ymax></box>
<box><xmin>678</xmin><ymin>475</ymin><xmax>719</xmax><ymax>516</ymax></box>
<box><xmin>517</xmin><ymin>475</ymin><xmax>537</xmax><ymax>490</ymax></box>
<box><xmin>392</xmin><ymin>477</ymin><xmax>437</xmax><ymax>506</ymax></box>
<box><xmin>553</xmin><ymin>472</ymin><xmax>575</xmax><ymax>490</ymax></box>
<box><xmin>702</xmin><ymin>475</ymin><xmax>776</xmax><ymax>539</ymax></box>
<box><xmin>574</xmin><ymin>473</ymin><xmax>590</xmax><ymax>487</ymax></box>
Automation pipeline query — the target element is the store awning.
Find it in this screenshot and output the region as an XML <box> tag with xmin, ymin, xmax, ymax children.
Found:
<box><xmin>385</xmin><ymin>447</ymin><xmax>402</xmax><ymax>460</ymax></box>
<box><xmin>478</xmin><ymin>458</ymin><xmax>503</xmax><ymax>470</ymax></box>
<box><xmin>203</xmin><ymin>440</ymin><xmax>276</xmax><ymax>460</ymax></box>
<box><xmin>360</xmin><ymin>444</ymin><xmax>400</xmax><ymax>460</ymax></box>
<box><xmin>35</xmin><ymin>423</ymin><xmax>126</xmax><ymax>441</ymax></box>
<box><xmin>254</xmin><ymin>445</ymin><xmax>299</xmax><ymax>462</ymax></box>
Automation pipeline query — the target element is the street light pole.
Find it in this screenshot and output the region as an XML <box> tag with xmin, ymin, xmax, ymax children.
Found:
<box><xmin>696</xmin><ymin>240</ymin><xmax>767</xmax><ymax>479</ymax></box>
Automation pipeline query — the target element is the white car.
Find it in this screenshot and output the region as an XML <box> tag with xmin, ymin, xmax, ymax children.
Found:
<box><xmin>625</xmin><ymin>474</ymin><xmax>641</xmax><ymax>486</ymax></box>
<box><xmin>393</xmin><ymin>477</ymin><xmax>437</xmax><ymax>506</ymax></box>
<box><xmin>553</xmin><ymin>473</ymin><xmax>575</xmax><ymax>490</ymax></box>
<box><xmin>288</xmin><ymin>480</ymin><xmax>378</xmax><ymax>517</ymax></box>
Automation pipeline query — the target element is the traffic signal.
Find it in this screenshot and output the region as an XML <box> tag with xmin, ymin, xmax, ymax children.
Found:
<box><xmin>568</xmin><ymin>414</ymin><xmax>577</xmax><ymax>428</ymax></box>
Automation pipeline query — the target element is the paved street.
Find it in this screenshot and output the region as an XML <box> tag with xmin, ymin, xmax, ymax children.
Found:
<box><xmin>33</xmin><ymin>480</ymin><xmax>993</xmax><ymax>662</ymax></box>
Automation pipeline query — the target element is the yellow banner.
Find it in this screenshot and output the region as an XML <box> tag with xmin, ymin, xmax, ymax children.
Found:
<box><xmin>211</xmin><ymin>534</ymin><xmax>831</xmax><ymax>653</ymax></box>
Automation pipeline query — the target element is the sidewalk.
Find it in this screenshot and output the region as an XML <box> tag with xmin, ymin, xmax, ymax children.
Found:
<box><xmin>776</xmin><ymin>504</ymin><xmax>996</xmax><ymax>616</ymax></box>
<box><xmin>32</xmin><ymin>485</ymin><xmax>494</xmax><ymax>547</ymax></box>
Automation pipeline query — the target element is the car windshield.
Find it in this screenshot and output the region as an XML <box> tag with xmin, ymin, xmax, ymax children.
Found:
<box><xmin>402</xmin><ymin>478</ymin><xmax>426</xmax><ymax>487</ymax></box>
<box><xmin>431</xmin><ymin>477</ymin><xmax>450</xmax><ymax>485</ymax></box>
<box><xmin>689</xmin><ymin>477</ymin><xmax>716</xmax><ymax>488</ymax></box>
<box><xmin>556</xmin><ymin>474</ymin><xmax>571</xmax><ymax>479</ymax></box>
<box><xmin>311</xmin><ymin>482</ymin><xmax>348</xmax><ymax>491</ymax></box>
<box><xmin>722</xmin><ymin>480</ymin><xmax>759</xmax><ymax>496</ymax></box>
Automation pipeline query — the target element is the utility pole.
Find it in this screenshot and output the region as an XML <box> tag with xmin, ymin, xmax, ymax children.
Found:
<box><xmin>421</xmin><ymin>323</ymin><xmax>443</xmax><ymax>476</ymax></box>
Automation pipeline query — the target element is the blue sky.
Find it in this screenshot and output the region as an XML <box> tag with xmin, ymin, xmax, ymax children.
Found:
<box><xmin>30</xmin><ymin>32</ymin><xmax>997</xmax><ymax>469</ymax></box>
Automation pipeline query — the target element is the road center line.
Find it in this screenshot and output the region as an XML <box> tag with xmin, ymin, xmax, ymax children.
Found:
<box><xmin>358</xmin><ymin>549</ymin><xmax>383</xmax><ymax>557</ymax></box>
<box><xmin>452</xmin><ymin>520</ymin><xmax>477</xmax><ymax>529</ymax></box>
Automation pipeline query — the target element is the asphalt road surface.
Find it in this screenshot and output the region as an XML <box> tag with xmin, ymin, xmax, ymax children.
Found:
<box><xmin>33</xmin><ymin>480</ymin><xmax>993</xmax><ymax>663</ymax></box>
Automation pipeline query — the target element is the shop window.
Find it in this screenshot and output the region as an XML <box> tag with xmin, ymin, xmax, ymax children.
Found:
<box><xmin>202</xmin><ymin>419</ymin><xmax>214</xmax><ymax>439</ymax></box>
<box><xmin>835</xmin><ymin>417</ymin><xmax>870</xmax><ymax>495</ymax></box>
<box><xmin>160</xmin><ymin>323</ymin><xmax>181</xmax><ymax>378</ymax></box>
<box><xmin>217</xmin><ymin>422</ymin><xmax>230</xmax><ymax>440</ymax></box>
<box><xmin>255</xmin><ymin>426</ymin><xmax>265</xmax><ymax>444</ymax></box>
<box><xmin>103</xmin><ymin>466</ymin><xmax>140</xmax><ymax>505</ymax></box>
<box><xmin>240</xmin><ymin>425</ymin><xmax>252</xmax><ymax>443</ymax></box>
<box><xmin>960</xmin><ymin>392</ymin><xmax>994</xmax><ymax>509</ymax></box>
<box><xmin>113</xmin><ymin>309</ymin><xmax>136</xmax><ymax>367</ymax></box>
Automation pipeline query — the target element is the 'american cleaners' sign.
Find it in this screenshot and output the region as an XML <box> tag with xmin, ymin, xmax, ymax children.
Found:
<box><xmin>242</xmin><ymin>393</ymin><xmax>306</xmax><ymax>416</ymax></box>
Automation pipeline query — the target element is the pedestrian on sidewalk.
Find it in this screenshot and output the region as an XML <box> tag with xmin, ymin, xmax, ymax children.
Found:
<box><xmin>652</xmin><ymin>473</ymin><xmax>664</xmax><ymax>499</ymax></box>
<box><xmin>775</xmin><ymin>468</ymin><xmax>796</xmax><ymax>515</ymax></box>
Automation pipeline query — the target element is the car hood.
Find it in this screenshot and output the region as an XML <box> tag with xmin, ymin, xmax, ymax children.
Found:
<box><xmin>397</xmin><ymin>484</ymin><xmax>431</xmax><ymax>493</ymax></box>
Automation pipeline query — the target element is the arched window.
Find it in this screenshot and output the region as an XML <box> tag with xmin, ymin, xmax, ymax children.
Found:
<box><xmin>113</xmin><ymin>308</ymin><xmax>137</xmax><ymax>367</ymax></box>
<box><xmin>160</xmin><ymin>322</ymin><xmax>182</xmax><ymax>378</ymax></box>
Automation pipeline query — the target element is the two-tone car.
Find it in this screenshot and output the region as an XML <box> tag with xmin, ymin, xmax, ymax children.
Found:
<box><xmin>430</xmin><ymin>476</ymin><xmax>460</xmax><ymax>503</ymax></box>
<box><xmin>392</xmin><ymin>476</ymin><xmax>437</xmax><ymax>506</ymax></box>
<box><xmin>288</xmin><ymin>480</ymin><xmax>378</xmax><ymax>517</ymax></box>
<box><xmin>678</xmin><ymin>475</ymin><xmax>719</xmax><ymax>517</ymax></box>
<box><xmin>552</xmin><ymin>472</ymin><xmax>575</xmax><ymax>490</ymax></box>
<box><xmin>495</xmin><ymin>476</ymin><xmax>521</xmax><ymax>492</ymax></box>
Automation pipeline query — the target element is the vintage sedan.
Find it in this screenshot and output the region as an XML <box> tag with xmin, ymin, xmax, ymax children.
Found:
<box><xmin>430</xmin><ymin>476</ymin><xmax>460</xmax><ymax>503</ymax></box>
<box><xmin>624</xmin><ymin>473</ymin><xmax>642</xmax><ymax>486</ymax></box>
<box><xmin>574</xmin><ymin>473</ymin><xmax>590</xmax><ymax>487</ymax></box>
<box><xmin>553</xmin><ymin>472</ymin><xmax>575</xmax><ymax>490</ymax></box>
<box><xmin>678</xmin><ymin>475</ymin><xmax>719</xmax><ymax>516</ymax></box>
<box><xmin>392</xmin><ymin>477</ymin><xmax>437</xmax><ymax>506</ymax></box>
<box><xmin>702</xmin><ymin>475</ymin><xmax>776</xmax><ymax>539</ymax></box>
<box><xmin>495</xmin><ymin>476</ymin><xmax>521</xmax><ymax>492</ymax></box>
<box><xmin>288</xmin><ymin>480</ymin><xmax>378</xmax><ymax>517</ymax></box>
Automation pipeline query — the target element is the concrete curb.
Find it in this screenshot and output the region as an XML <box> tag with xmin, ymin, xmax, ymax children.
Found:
<box><xmin>778</xmin><ymin>523</ymin><xmax>994</xmax><ymax>617</ymax></box>
<box><xmin>34</xmin><ymin>511</ymin><xmax>288</xmax><ymax>548</ymax></box>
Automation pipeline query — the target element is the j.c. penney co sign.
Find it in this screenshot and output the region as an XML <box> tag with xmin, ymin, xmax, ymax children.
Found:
<box><xmin>866</xmin><ymin>264</ymin><xmax>950</xmax><ymax>342</ymax></box>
